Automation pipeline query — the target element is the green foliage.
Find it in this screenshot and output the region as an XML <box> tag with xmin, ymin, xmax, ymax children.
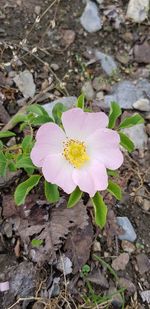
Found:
<box><xmin>15</xmin><ymin>156</ymin><xmax>35</xmax><ymax>170</ymax></box>
<box><xmin>76</xmin><ymin>94</ymin><xmax>85</xmax><ymax>110</ymax></box>
<box><xmin>107</xmin><ymin>180</ymin><xmax>122</xmax><ymax>200</ymax></box>
<box><xmin>0</xmin><ymin>131</ymin><xmax>16</xmax><ymax>138</ymax></box>
<box><xmin>119</xmin><ymin>113</ymin><xmax>144</xmax><ymax>129</ymax></box>
<box><xmin>107</xmin><ymin>169</ymin><xmax>118</xmax><ymax>177</ymax></box>
<box><xmin>44</xmin><ymin>181</ymin><xmax>60</xmax><ymax>203</ymax></box>
<box><xmin>12</xmin><ymin>114</ymin><xmax>28</xmax><ymax>125</ymax></box>
<box><xmin>91</xmin><ymin>192</ymin><xmax>107</xmax><ymax>229</ymax></box>
<box><xmin>52</xmin><ymin>103</ymin><xmax>67</xmax><ymax>124</ymax></box>
<box><xmin>67</xmin><ymin>186</ymin><xmax>83</xmax><ymax>208</ymax></box>
<box><xmin>119</xmin><ymin>132</ymin><xmax>135</xmax><ymax>152</ymax></box>
<box><xmin>0</xmin><ymin>151</ymin><xmax>7</xmax><ymax>176</ymax></box>
<box><xmin>82</xmin><ymin>264</ymin><xmax>90</xmax><ymax>276</ymax></box>
<box><xmin>21</xmin><ymin>135</ymin><xmax>33</xmax><ymax>153</ymax></box>
<box><xmin>14</xmin><ymin>175</ymin><xmax>41</xmax><ymax>206</ymax></box>
<box><xmin>27</xmin><ymin>104</ymin><xmax>50</xmax><ymax>117</ymax></box>
<box><xmin>108</xmin><ymin>102</ymin><xmax>122</xmax><ymax>129</ymax></box>
<box><xmin>31</xmin><ymin>239</ymin><xmax>43</xmax><ymax>247</ymax></box>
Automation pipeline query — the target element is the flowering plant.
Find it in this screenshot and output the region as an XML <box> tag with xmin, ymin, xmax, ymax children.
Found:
<box><xmin>0</xmin><ymin>95</ymin><xmax>144</xmax><ymax>228</ymax></box>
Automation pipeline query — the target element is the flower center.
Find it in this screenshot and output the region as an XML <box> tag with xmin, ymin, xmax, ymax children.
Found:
<box><xmin>63</xmin><ymin>139</ymin><xmax>89</xmax><ymax>168</ymax></box>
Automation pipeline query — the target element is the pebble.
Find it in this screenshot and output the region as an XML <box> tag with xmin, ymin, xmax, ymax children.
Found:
<box><xmin>92</xmin><ymin>240</ymin><xmax>101</xmax><ymax>252</ymax></box>
<box><xmin>134</xmin><ymin>40</ymin><xmax>150</xmax><ymax>64</ymax></box>
<box><xmin>104</xmin><ymin>79</ymin><xmax>150</xmax><ymax>110</ymax></box>
<box><xmin>143</xmin><ymin>199</ymin><xmax>150</xmax><ymax>211</ymax></box>
<box><xmin>117</xmin><ymin>217</ymin><xmax>137</xmax><ymax>242</ymax></box>
<box><xmin>87</xmin><ymin>269</ymin><xmax>109</xmax><ymax>288</ymax></box>
<box><xmin>121</xmin><ymin>240</ymin><xmax>135</xmax><ymax>253</ymax></box>
<box><xmin>140</xmin><ymin>290</ymin><xmax>150</xmax><ymax>304</ymax></box>
<box><xmin>94</xmin><ymin>50</ymin><xmax>117</xmax><ymax>76</ymax></box>
<box><xmin>34</xmin><ymin>5</ymin><xmax>41</xmax><ymax>15</ymax></box>
<box><xmin>56</xmin><ymin>255</ymin><xmax>72</xmax><ymax>275</ymax></box>
<box><xmin>133</xmin><ymin>98</ymin><xmax>150</xmax><ymax>112</ymax></box>
<box><xmin>50</xmin><ymin>63</ymin><xmax>60</xmax><ymax>71</ymax></box>
<box><xmin>82</xmin><ymin>81</ymin><xmax>95</xmax><ymax>100</ymax></box>
<box><xmin>43</xmin><ymin>96</ymin><xmax>77</xmax><ymax>117</ymax></box>
<box><xmin>118</xmin><ymin>277</ymin><xmax>136</xmax><ymax>296</ymax></box>
<box><xmin>13</xmin><ymin>70</ymin><xmax>36</xmax><ymax>99</ymax></box>
<box><xmin>122</xmin><ymin>123</ymin><xmax>148</xmax><ymax>150</ymax></box>
<box><xmin>80</xmin><ymin>1</ymin><xmax>102</xmax><ymax>33</ymax></box>
<box><xmin>108</xmin><ymin>287</ymin><xmax>123</xmax><ymax>308</ymax></box>
<box><xmin>136</xmin><ymin>253</ymin><xmax>150</xmax><ymax>275</ymax></box>
<box><xmin>112</xmin><ymin>253</ymin><xmax>129</xmax><ymax>271</ymax></box>
<box><xmin>126</xmin><ymin>0</ymin><xmax>149</xmax><ymax>22</ymax></box>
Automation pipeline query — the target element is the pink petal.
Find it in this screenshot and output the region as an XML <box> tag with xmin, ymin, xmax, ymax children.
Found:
<box><xmin>31</xmin><ymin>123</ymin><xmax>66</xmax><ymax>167</ymax></box>
<box><xmin>73</xmin><ymin>160</ymin><xmax>108</xmax><ymax>197</ymax></box>
<box><xmin>87</xmin><ymin>129</ymin><xmax>123</xmax><ymax>170</ymax></box>
<box><xmin>62</xmin><ymin>108</ymin><xmax>108</xmax><ymax>140</ymax></box>
<box><xmin>0</xmin><ymin>281</ymin><xmax>9</xmax><ymax>292</ymax></box>
<box><xmin>42</xmin><ymin>154</ymin><xmax>76</xmax><ymax>194</ymax></box>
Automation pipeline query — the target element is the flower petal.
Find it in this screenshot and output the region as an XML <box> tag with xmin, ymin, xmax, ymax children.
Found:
<box><xmin>42</xmin><ymin>154</ymin><xmax>76</xmax><ymax>194</ymax></box>
<box><xmin>87</xmin><ymin>129</ymin><xmax>123</xmax><ymax>170</ymax></box>
<box><xmin>36</xmin><ymin>122</ymin><xmax>66</xmax><ymax>146</ymax></box>
<box><xmin>62</xmin><ymin>108</ymin><xmax>108</xmax><ymax>140</ymax></box>
<box><xmin>73</xmin><ymin>160</ymin><xmax>108</xmax><ymax>197</ymax></box>
<box><xmin>30</xmin><ymin>142</ymin><xmax>51</xmax><ymax>167</ymax></box>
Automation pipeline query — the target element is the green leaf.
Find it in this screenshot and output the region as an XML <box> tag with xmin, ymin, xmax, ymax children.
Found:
<box><xmin>14</xmin><ymin>175</ymin><xmax>41</xmax><ymax>206</ymax></box>
<box><xmin>0</xmin><ymin>151</ymin><xmax>7</xmax><ymax>176</ymax></box>
<box><xmin>67</xmin><ymin>187</ymin><xmax>83</xmax><ymax>208</ymax></box>
<box><xmin>12</xmin><ymin>114</ymin><xmax>28</xmax><ymax>125</ymax></box>
<box><xmin>107</xmin><ymin>169</ymin><xmax>118</xmax><ymax>177</ymax></box>
<box><xmin>31</xmin><ymin>115</ymin><xmax>53</xmax><ymax>126</ymax></box>
<box><xmin>76</xmin><ymin>94</ymin><xmax>85</xmax><ymax>110</ymax></box>
<box><xmin>119</xmin><ymin>132</ymin><xmax>135</xmax><ymax>152</ymax></box>
<box><xmin>27</xmin><ymin>104</ymin><xmax>50</xmax><ymax>117</ymax></box>
<box><xmin>0</xmin><ymin>140</ymin><xmax>3</xmax><ymax>149</ymax></box>
<box><xmin>52</xmin><ymin>103</ymin><xmax>67</xmax><ymax>124</ymax></box>
<box><xmin>8</xmin><ymin>162</ymin><xmax>17</xmax><ymax>172</ymax></box>
<box><xmin>0</xmin><ymin>131</ymin><xmax>16</xmax><ymax>138</ymax></box>
<box><xmin>19</xmin><ymin>122</ymin><xmax>28</xmax><ymax>132</ymax></box>
<box><xmin>91</xmin><ymin>192</ymin><xmax>107</xmax><ymax>229</ymax></box>
<box><xmin>44</xmin><ymin>181</ymin><xmax>60</xmax><ymax>203</ymax></box>
<box><xmin>107</xmin><ymin>180</ymin><xmax>122</xmax><ymax>200</ymax></box>
<box><xmin>15</xmin><ymin>156</ymin><xmax>35</xmax><ymax>169</ymax></box>
<box><xmin>21</xmin><ymin>135</ymin><xmax>33</xmax><ymax>153</ymax></box>
<box><xmin>119</xmin><ymin>114</ymin><xmax>144</xmax><ymax>129</ymax></box>
<box><xmin>31</xmin><ymin>239</ymin><xmax>43</xmax><ymax>247</ymax></box>
<box><xmin>108</xmin><ymin>102</ymin><xmax>122</xmax><ymax>129</ymax></box>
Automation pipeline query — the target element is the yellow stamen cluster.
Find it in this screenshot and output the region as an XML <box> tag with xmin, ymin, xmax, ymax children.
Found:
<box><xmin>63</xmin><ymin>139</ymin><xmax>89</xmax><ymax>168</ymax></box>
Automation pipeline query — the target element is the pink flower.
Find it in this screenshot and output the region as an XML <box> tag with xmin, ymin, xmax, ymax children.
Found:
<box><xmin>31</xmin><ymin>108</ymin><xmax>123</xmax><ymax>197</ymax></box>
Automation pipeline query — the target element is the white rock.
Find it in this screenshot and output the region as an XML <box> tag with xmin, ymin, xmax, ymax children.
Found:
<box><xmin>133</xmin><ymin>98</ymin><xmax>150</xmax><ymax>112</ymax></box>
<box><xmin>14</xmin><ymin>70</ymin><xmax>36</xmax><ymax>99</ymax></box>
<box><xmin>80</xmin><ymin>1</ymin><xmax>102</xmax><ymax>33</ymax></box>
<box><xmin>117</xmin><ymin>217</ymin><xmax>137</xmax><ymax>242</ymax></box>
<box><xmin>140</xmin><ymin>290</ymin><xmax>150</xmax><ymax>304</ymax></box>
<box><xmin>82</xmin><ymin>81</ymin><xmax>95</xmax><ymax>100</ymax></box>
<box><xmin>122</xmin><ymin>123</ymin><xmax>148</xmax><ymax>150</ymax></box>
<box><xmin>56</xmin><ymin>255</ymin><xmax>72</xmax><ymax>275</ymax></box>
<box><xmin>94</xmin><ymin>50</ymin><xmax>117</xmax><ymax>76</ymax></box>
<box><xmin>126</xmin><ymin>0</ymin><xmax>149</xmax><ymax>23</ymax></box>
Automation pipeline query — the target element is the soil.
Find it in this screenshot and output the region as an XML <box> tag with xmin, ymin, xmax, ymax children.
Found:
<box><xmin>0</xmin><ymin>0</ymin><xmax>150</xmax><ymax>308</ymax></box>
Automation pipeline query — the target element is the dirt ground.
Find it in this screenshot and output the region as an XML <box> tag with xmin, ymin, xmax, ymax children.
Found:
<box><xmin>0</xmin><ymin>0</ymin><xmax>150</xmax><ymax>308</ymax></box>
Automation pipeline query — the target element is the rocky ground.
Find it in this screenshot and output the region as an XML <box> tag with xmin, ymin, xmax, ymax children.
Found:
<box><xmin>0</xmin><ymin>0</ymin><xmax>150</xmax><ymax>308</ymax></box>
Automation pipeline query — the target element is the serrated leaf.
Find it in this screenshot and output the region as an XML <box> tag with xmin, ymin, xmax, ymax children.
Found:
<box><xmin>27</xmin><ymin>104</ymin><xmax>50</xmax><ymax>117</ymax></box>
<box><xmin>119</xmin><ymin>114</ymin><xmax>144</xmax><ymax>129</ymax></box>
<box><xmin>91</xmin><ymin>192</ymin><xmax>107</xmax><ymax>229</ymax></box>
<box><xmin>119</xmin><ymin>132</ymin><xmax>135</xmax><ymax>152</ymax></box>
<box><xmin>14</xmin><ymin>175</ymin><xmax>41</xmax><ymax>206</ymax></box>
<box><xmin>107</xmin><ymin>180</ymin><xmax>122</xmax><ymax>200</ymax></box>
<box><xmin>32</xmin><ymin>115</ymin><xmax>53</xmax><ymax>126</ymax></box>
<box><xmin>0</xmin><ymin>131</ymin><xmax>16</xmax><ymax>138</ymax></box>
<box><xmin>21</xmin><ymin>135</ymin><xmax>33</xmax><ymax>153</ymax></box>
<box><xmin>108</xmin><ymin>101</ymin><xmax>122</xmax><ymax>129</ymax></box>
<box><xmin>31</xmin><ymin>239</ymin><xmax>43</xmax><ymax>247</ymax></box>
<box><xmin>0</xmin><ymin>151</ymin><xmax>7</xmax><ymax>176</ymax></box>
<box><xmin>52</xmin><ymin>103</ymin><xmax>67</xmax><ymax>124</ymax></box>
<box><xmin>76</xmin><ymin>94</ymin><xmax>85</xmax><ymax>110</ymax></box>
<box><xmin>44</xmin><ymin>181</ymin><xmax>59</xmax><ymax>203</ymax></box>
<box><xmin>15</xmin><ymin>156</ymin><xmax>35</xmax><ymax>169</ymax></box>
<box><xmin>67</xmin><ymin>187</ymin><xmax>83</xmax><ymax>208</ymax></box>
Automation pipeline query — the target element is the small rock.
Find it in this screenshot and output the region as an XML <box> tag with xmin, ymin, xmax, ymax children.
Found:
<box><xmin>143</xmin><ymin>199</ymin><xmax>150</xmax><ymax>211</ymax></box>
<box><xmin>82</xmin><ymin>81</ymin><xmax>95</xmax><ymax>100</ymax></box>
<box><xmin>96</xmin><ymin>91</ymin><xmax>104</xmax><ymax>100</ymax></box>
<box><xmin>34</xmin><ymin>5</ymin><xmax>41</xmax><ymax>15</ymax></box>
<box><xmin>116</xmin><ymin>53</ymin><xmax>130</xmax><ymax>65</ymax></box>
<box><xmin>94</xmin><ymin>50</ymin><xmax>117</xmax><ymax>76</ymax></box>
<box><xmin>43</xmin><ymin>96</ymin><xmax>77</xmax><ymax>117</ymax></box>
<box><xmin>92</xmin><ymin>240</ymin><xmax>101</xmax><ymax>252</ymax></box>
<box><xmin>108</xmin><ymin>287</ymin><xmax>123</xmax><ymax>308</ymax></box>
<box><xmin>126</xmin><ymin>0</ymin><xmax>149</xmax><ymax>22</ymax></box>
<box><xmin>121</xmin><ymin>240</ymin><xmax>135</xmax><ymax>253</ymax></box>
<box><xmin>117</xmin><ymin>217</ymin><xmax>137</xmax><ymax>242</ymax></box>
<box><xmin>50</xmin><ymin>63</ymin><xmax>60</xmax><ymax>71</ymax></box>
<box><xmin>118</xmin><ymin>278</ymin><xmax>136</xmax><ymax>296</ymax></box>
<box><xmin>140</xmin><ymin>290</ymin><xmax>150</xmax><ymax>304</ymax></box>
<box><xmin>112</xmin><ymin>253</ymin><xmax>129</xmax><ymax>271</ymax></box>
<box><xmin>3</xmin><ymin>222</ymin><xmax>12</xmax><ymax>238</ymax></box>
<box><xmin>136</xmin><ymin>253</ymin><xmax>150</xmax><ymax>275</ymax></box>
<box><xmin>87</xmin><ymin>269</ymin><xmax>109</xmax><ymax>288</ymax></box>
<box><xmin>14</xmin><ymin>70</ymin><xmax>36</xmax><ymax>99</ymax></box>
<box><xmin>56</xmin><ymin>255</ymin><xmax>72</xmax><ymax>275</ymax></box>
<box><xmin>133</xmin><ymin>98</ymin><xmax>150</xmax><ymax>112</ymax></box>
<box><xmin>134</xmin><ymin>41</ymin><xmax>150</xmax><ymax>64</ymax></box>
<box><xmin>122</xmin><ymin>123</ymin><xmax>148</xmax><ymax>150</ymax></box>
<box><xmin>80</xmin><ymin>1</ymin><xmax>102</xmax><ymax>33</ymax></box>
<box><xmin>62</xmin><ymin>29</ymin><xmax>75</xmax><ymax>46</ymax></box>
